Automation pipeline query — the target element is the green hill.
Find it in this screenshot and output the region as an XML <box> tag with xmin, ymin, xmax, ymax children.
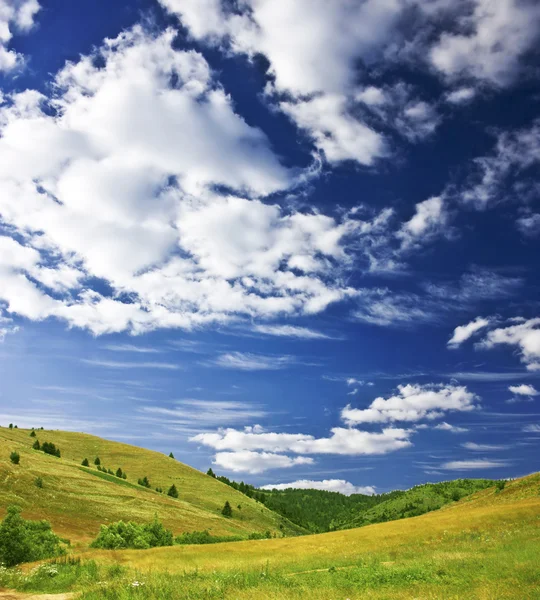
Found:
<box><xmin>0</xmin><ymin>426</ymin><xmax>304</xmax><ymax>548</ymax></box>
<box><xmin>339</xmin><ymin>479</ymin><xmax>495</xmax><ymax>529</ymax></box>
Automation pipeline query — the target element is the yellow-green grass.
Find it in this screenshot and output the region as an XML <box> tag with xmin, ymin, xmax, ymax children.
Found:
<box><xmin>0</xmin><ymin>427</ymin><xmax>302</xmax><ymax>547</ymax></box>
<box><xmin>82</xmin><ymin>473</ymin><xmax>540</xmax><ymax>574</ymax></box>
<box><xmin>8</xmin><ymin>473</ymin><xmax>540</xmax><ymax>599</ymax></box>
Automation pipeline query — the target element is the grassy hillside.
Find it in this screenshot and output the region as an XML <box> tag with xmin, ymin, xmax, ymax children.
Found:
<box><xmin>0</xmin><ymin>427</ymin><xmax>303</xmax><ymax>547</ymax></box>
<box><xmin>338</xmin><ymin>478</ymin><xmax>495</xmax><ymax>529</ymax></box>
<box><xmin>3</xmin><ymin>473</ymin><xmax>539</xmax><ymax>599</ymax></box>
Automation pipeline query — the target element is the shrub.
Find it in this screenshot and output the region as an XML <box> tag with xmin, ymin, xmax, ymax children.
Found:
<box><xmin>30</xmin><ymin>430</ymin><xmax>36</xmax><ymax>438</ymax></box>
<box><xmin>116</xmin><ymin>468</ymin><xmax>123</xmax><ymax>478</ymax></box>
<box><xmin>8</xmin><ymin>423</ymin><xmax>13</xmax><ymax>429</ymax></box>
<box><xmin>0</xmin><ymin>506</ymin><xmax>66</xmax><ymax>566</ymax></box>
<box><xmin>167</xmin><ymin>484</ymin><xmax>179</xmax><ymax>498</ymax></box>
<box><xmin>9</xmin><ymin>451</ymin><xmax>20</xmax><ymax>465</ymax></box>
<box><xmin>90</xmin><ymin>517</ymin><xmax>173</xmax><ymax>550</ymax></box>
<box><xmin>122</xmin><ymin>472</ymin><xmax>127</xmax><ymax>480</ymax></box>
<box><xmin>175</xmin><ymin>530</ymin><xmax>243</xmax><ymax>545</ymax></box>
<box><xmin>107</xmin><ymin>468</ymin><xmax>113</xmax><ymax>475</ymax></box>
<box><xmin>35</xmin><ymin>477</ymin><xmax>43</xmax><ymax>489</ymax></box>
<box><xmin>94</xmin><ymin>457</ymin><xmax>101</xmax><ymax>466</ymax></box>
<box><xmin>169</xmin><ymin>452</ymin><xmax>175</xmax><ymax>459</ymax></box>
<box><xmin>32</xmin><ymin>440</ymin><xmax>41</xmax><ymax>450</ymax></box>
<box><xmin>221</xmin><ymin>501</ymin><xmax>233</xmax><ymax>518</ymax></box>
<box><xmin>138</xmin><ymin>476</ymin><xmax>151</xmax><ymax>488</ymax></box>
<box><xmin>496</xmin><ymin>480</ymin><xmax>507</xmax><ymax>492</ymax></box>
<box><xmin>41</xmin><ymin>442</ymin><xmax>60</xmax><ymax>458</ymax></box>
<box><xmin>82</xmin><ymin>458</ymin><xmax>90</xmax><ymax>466</ymax></box>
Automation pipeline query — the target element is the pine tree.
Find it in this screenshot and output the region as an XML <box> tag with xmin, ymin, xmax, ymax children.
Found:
<box><xmin>206</xmin><ymin>468</ymin><xmax>216</xmax><ymax>478</ymax></box>
<box><xmin>30</xmin><ymin>430</ymin><xmax>36</xmax><ymax>438</ymax></box>
<box><xmin>82</xmin><ymin>458</ymin><xmax>89</xmax><ymax>466</ymax></box>
<box><xmin>9</xmin><ymin>451</ymin><xmax>20</xmax><ymax>465</ymax></box>
<box><xmin>168</xmin><ymin>452</ymin><xmax>175</xmax><ymax>459</ymax></box>
<box><xmin>94</xmin><ymin>457</ymin><xmax>101</xmax><ymax>466</ymax></box>
<box><xmin>116</xmin><ymin>467</ymin><xmax>123</xmax><ymax>478</ymax></box>
<box><xmin>221</xmin><ymin>501</ymin><xmax>232</xmax><ymax>518</ymax></box>
<box><xmin>33</xmin><ymin>440</ymin><xmax>40</xmax><ymax>450</ymax></box>
<box><xmin>167</xmin><ymin>484</ymin><xmax>179</xmax><ymax>498</ymax></box>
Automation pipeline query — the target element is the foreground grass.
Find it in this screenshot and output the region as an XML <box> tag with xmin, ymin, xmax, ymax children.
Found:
<box><xmin>3</xmin><ymin>475</ymin><xmax>539</xmax><ymax>599</ymax></box>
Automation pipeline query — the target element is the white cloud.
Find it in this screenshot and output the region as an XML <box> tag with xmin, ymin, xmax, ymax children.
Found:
<box><xmin>516</xmin><ymin>214</ymin><xmax>540</xmax><ymax>238</ymax></box>
<box><xmin>508</xmin><ymin>384</ymin><xmax>539</xmax><ymax>397</ymax></box>
<box><xmin>251</xmin><ymin>324</ymin><xmax>334</xmax><ymax>340</ymax></box>
<box><xmin>440</xmin><ymin>459</ymin><xmax>510</xmax><ymax>470</ymax></box>
<box><xmin>191</xmin><ymin>425</ymin><xmax>413</xmax><ymax>458</ymax></box>
<box><xmin>446</xmin><ymin>87</ymin><xmax>476</xmax><ymax>104</ymax></box>
<box><xmin>260</xmin><ymin>479</ymin><xmax>376</xmax><ymax>496</ymax></box>
<box><xmin>448</xmin><ymin>317</ymin><xmax>491</xmax><ymax>348</ymax></box>
<box><xmin>341</xmin><ymin>383</ymin><xmax>478</xmax><ymax>425</ymax></box>
<box><xmin>80</xmin><ymin>359</ymin><xmax>180</xmax><ymax>370</ymax></box>
<box><xmin>279</xmin><ymin>94</ymin><xmax>387</xmax><ymax>165</ymax></box>
<box><xmin>398</xmin><ymin>196</ymin><xmax>450</xmax><ymax>249</ymax></box>
<box><xmin>433</xmin><ymin>422</ymin><xmax>469</xmax><ymax>433</ymax></box>
<box><xmin>210</xmin><ymin>352</ymin><xmax>297</xmax><ymax>371</ymax></box>
<box><xmin>0</xmin><ymin>0</ymin><xmax>40</xmax><ymax>71</ymax></box>
<box><xmin>213</xmin><ymin>451</ymin><xmax>314</xmax><ymax>474</ymax></box>
<box><xmin>430</xmin><ymin>0</ymin><xmax>540</xmax><ymax>87</ymax></box>
<box><xmin>0</xmin><ymin>26</ymin><xmax>380</xmax><ymax>335</ymax></box>
<box><xmin>478</xmin><ymin>318</ymin><xmax>540</xmax><ymax>371</ymax></box>
<box><xmin>140</xmin><ymin>400</ymin><xmax>268</xmax><ymax>427</ymax></box>
<box><xmin>462</xmin><ymin>442</ymin><xmax>508</xmax><ymax>451</ymax></box>
<box><xmin>102</xmin><ymin>343</ymin><xmax>162</xmax><ymax>354</ymax></box>
<box><xmin>461</xmin><ymin>120</ymin><xmax>540</xmax><ymax>209</ymax></box>
<box><xmin>523</xmin><ymin>424</ymin><xmax>540</xmax><ymax>434</ymax></box>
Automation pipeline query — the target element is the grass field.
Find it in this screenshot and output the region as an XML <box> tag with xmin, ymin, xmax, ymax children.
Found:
<box><xmin>0</xmin><ymin>427</ymin><xmax>302</xmax><ymax>547</ymax></box>
<box><xmin>1</xmin><ymin>472</ymin><xmax>539</xmax><ymax>598</ymax></box>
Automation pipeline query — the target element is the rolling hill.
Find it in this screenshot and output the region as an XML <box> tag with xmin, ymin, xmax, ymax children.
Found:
<box><xmin>0</xmin><ymin>426</ymin><xmax>304</xmax><ymax>547</ymax></box>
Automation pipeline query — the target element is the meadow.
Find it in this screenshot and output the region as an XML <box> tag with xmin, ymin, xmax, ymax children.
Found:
<box><xmin>1</xmin><ymin>426</ymin><xmax>539</xmax><ymax>598</ymax></box>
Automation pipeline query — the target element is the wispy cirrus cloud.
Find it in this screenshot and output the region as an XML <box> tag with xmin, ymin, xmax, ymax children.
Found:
<box><xmin>209</xmin><ymin>352</ymin><xmax>299</xmax><ymax>371</ymax></box>
<box><xmin>80</xmin><ymin>358</ymin><xmax>181</xmax><ymax>370</ymax></box>
<box><xmin>440</xmin><ymin>459</ymin><xmax>511</xmax><ymax>471</ymax></box>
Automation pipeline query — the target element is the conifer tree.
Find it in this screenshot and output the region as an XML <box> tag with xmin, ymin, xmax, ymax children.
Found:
<box><xmin>167</xmin><ymin>484</ymin><xmax>179</xmax><ymax>498</ymax></box>
<box><xmin>221</xmin><ymin>501</ymin><xmax>232</xmax><ymax>517</ymax></box>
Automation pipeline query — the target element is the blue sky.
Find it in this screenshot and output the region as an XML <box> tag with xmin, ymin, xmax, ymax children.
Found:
<box><xmin>0</xmin><ymin>0</ymin><xmax>539</xmax><ymax>495</ymax></box>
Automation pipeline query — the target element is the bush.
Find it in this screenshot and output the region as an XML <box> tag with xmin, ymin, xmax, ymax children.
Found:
<box><xmin>496</xmin><ymin>480</ymin><xmax>506</xmax><ymax>492</ymax></box>
<box><xmin>9</xmin><ymin>451</ymin><xmax>20</xmax><ymax>465</ymax></box>
<box><xmin>90</xmin><ymin>517</ymin><xmax>173</xmax><ymax>550</ymax></box>
<box><xmin>41</xmin><ymin>442</ymin><xmax>60</xmax><ymax>458</ymax></box>
<box><xmin>94</xmin><ymin>457</ymin><xmax>101</xmax><ymax>466</ymax></box>
<box><xmin>35</xmin><ymin>477</ymin><xmax>43</xmax><ymax>489</ymax></box>
<box><xmin>0</xmin><ymin>506</ymin><xmax>66</xmax><ymax>566</ymax></box>
<box><xmin>175</xmin><ymin>530</ymin><xmax>243</xmax><ymax>545</ymax></box>
<box><xmin>116</xmin><ymin>468</ymin><xmax>123</xmax><ymax>478</ymax></box>
<box><xmin>138</xmin><ymin>476</ymin><xmax>151</xmax><ymax>488</ymax></box>
<box><xmin>32</xmin><ymin>440</ymin><xmax>41</xmax><ymax>450</ymax></box>
<box><xmin>30</xmin><ymin>430</ymin><xmax>36</xmax><ymax>438</ymax></box>
<box><xmin>167</xmin><ymin>484</ymin><xmax>179</xmax><ymax>498</ymax></box>
<box><xmin>221</xmin><ymin>501</ymin><xmax>233</xmax><ymax>518</ymax></box>
<box><xmin>82</xmin><ymin>458</ymin><xmax>89</xmax><ymax>466</ymax></box>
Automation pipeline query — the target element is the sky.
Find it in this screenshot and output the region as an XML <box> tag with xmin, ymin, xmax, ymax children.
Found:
<box><xmin>0</xmin><ymin>0</ymin><xmax>539</xmax><ymax>496</ymax></box>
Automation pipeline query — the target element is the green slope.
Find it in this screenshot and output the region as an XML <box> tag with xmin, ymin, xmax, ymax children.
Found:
<box><xmin>340</xmin><ymin>479</ymin><xmax>495</xmax><ymax>529</ymax></box>
<box><xmin>0</xmin><ymin>427</ymin><xmax>304</xmax><ymax>548</ymax></box>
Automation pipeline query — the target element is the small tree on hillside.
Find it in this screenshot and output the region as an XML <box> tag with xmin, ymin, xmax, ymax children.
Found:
<box><xmin>82</xmin><ymin>458</ymin><xmax>89</xmax><ymax>466</ymax></box>
<box><xmin>33</xmin><ymin>440</ymin><xmax>40</xmax><ymax>450</ymax></box>
<box><xmin>169</xmin><ymin>452</ymin><xmax>175</xmax><ymax>459</ymax></box>
<box><xmin>116</xmin><ymin>468</ymin><xmax>123</xmax><ymax>478</ymax></box>
<box><xmin>206</xmin><ymin>468</ymin><xmax>216</xmax><ymax>478</ymax></box>
<box><xmin>138</xmin><ymin>476</ymin><xmax>151</xmax><ymax>488</ymax></box>
<box><xmin>167</xmin><ymin>484</ymin><xmax>179</xmax><ymax>498</ymax></box>
<box><xmin>8</xmin><ymin>423</ymin><xmax>13</xmax><ymax>429</ymax></box>
<box><xmin>30</xmin><ymin>430</ymin><xmax>36</xmax><ymax>438</ymax></box>
<box><xmin>10</xmin><ymin>451</ymin><xmax>20</xmax><ymax>465</ymax></box>
<box><xmin>221</xmin><ymin>501</ymin><xmax>232</xmax><ymax>518</ymax></box>
<box><xmin>94</xmin><ymin>457</ymin><xmax>101</xmax><ymax>466</ymax></box>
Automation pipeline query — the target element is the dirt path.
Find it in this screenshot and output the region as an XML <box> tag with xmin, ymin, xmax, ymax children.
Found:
<box><xmin>0</xmin><ymin>592</ymin><xmax>77</xmax><ymax>599</ymax></box>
